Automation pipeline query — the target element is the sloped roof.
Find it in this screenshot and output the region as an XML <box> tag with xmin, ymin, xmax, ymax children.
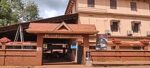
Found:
<box><xmin>26</xmin><ymin>23</ymin><xmax>98</xmax><ymax>35</ymax></box>
<box><xmin>65</xmin><ymin>0</ymin><xmax>76</xmax><ymax>15</ymax></box>
<box><xmin>0</xmin><ymin>13</ymin><xmax>78</xmax><ymax>34</ymax></box>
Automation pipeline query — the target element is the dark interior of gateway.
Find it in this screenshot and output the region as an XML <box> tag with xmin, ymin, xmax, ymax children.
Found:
<box><xmin>42</xmin><ymin>38</ymin><xmax>83</xmax><ymax>65</ymax></box>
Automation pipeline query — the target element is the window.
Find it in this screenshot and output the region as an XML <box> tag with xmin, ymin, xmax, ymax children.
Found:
<box><xmin>88</xmin><ymin>0</ymin><xmax>95</xmax><ymax>7</ymax></box>
<box><xmin>0</xmin><ymin>46</ymin><xmax>2</xmax><ymax>49</ymax></box>
<box><xmin>110</xmin><ymin>20</ymin><xmax>120</xmax><ymax>32</ymax></box>
<box><xmin>110</xmin><ymin>0</ymin><xmax>117</xmax><ymax>9</ymax></box>
<box><xmin>131</xmin><ymin>21</ymin><xmax>141</xmax><ymax>33</ymax></box>
<box><xmin>130</xmin><ymin>1</ymin><xmax>137</xmax><ymax>11</ymax></box>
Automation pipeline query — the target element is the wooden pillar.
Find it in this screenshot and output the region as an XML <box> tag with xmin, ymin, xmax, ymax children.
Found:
<box><xmin>82</xmin><ymin>35</ymin><xmax>89</xmax><ymax>64</ymax></box>
<box><xmin>36</xmin><ymin>34</ymin><xmax>43</xmax><ymax>65</ymax></box>
<box><xmin>2</xmin><ymin>44</ymin><xmax>6</xmax><ymax>50</ymax></box>
<box><xmin>2</xmin><ymin>43</ymin><xmax>6</xmax><ymax>66</ymax></box>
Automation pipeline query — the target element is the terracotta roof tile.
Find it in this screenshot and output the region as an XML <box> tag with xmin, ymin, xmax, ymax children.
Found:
<box><xmin>26</xmin><ymin>23</ymin><xmax>98</xmax><ymax>34</ymax></box>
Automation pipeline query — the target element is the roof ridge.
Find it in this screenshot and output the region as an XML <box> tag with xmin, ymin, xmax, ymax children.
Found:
<box><xmin>53</xmin><ymin>22</ymin><xmax>73</xmax><ymax>31</ymax></box>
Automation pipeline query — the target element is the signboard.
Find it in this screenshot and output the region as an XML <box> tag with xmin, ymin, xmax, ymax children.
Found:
<box><xmin>44</xmin><ymin>34</ymin><xmax>82</xmax><ymax>38</ymax></box>
<box><xmin>71</xmin><ymin>42</ymin><xmax>77</xmax><ymax>49</ymax></box>
<box><xmin>96</xmin><ymin>34</ymin><xmax>108</xmax><ymax>50</ymax></box>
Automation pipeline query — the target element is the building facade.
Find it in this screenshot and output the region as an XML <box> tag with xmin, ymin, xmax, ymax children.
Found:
<box><xmin>65</xmin><ymin>0</ymin><xmax>150</xmax><ymax>65</ymax></box>
<box><xmin>66</xmin><ymin>0</ymin><xmax>150</xmax><ymax>37</ymax></box>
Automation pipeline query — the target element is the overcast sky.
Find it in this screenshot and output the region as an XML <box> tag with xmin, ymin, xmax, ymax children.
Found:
<box><xmin>26</xmin><ymin>0</ymin><xmax>69</xmax><ymax>18</ymax></box>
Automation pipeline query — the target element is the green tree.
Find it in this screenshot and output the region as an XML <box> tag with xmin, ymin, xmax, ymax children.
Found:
<box><xmin>23</xmin><ymin>1</ymin><xmax>39</xmax><ymax>21</ymax></box>
<box><xmin>0</xmin><ymin>0</ymin><xmax>40</xmax><ymax>26</ymax></box>
<box><xmin>0</xmin><ymin>0</ymin><xmax>12</xmax><ymax>26</ymax></box>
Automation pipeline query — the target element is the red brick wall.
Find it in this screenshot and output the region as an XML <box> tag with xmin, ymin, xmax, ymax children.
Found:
<box><xmin>0</xmin><ymin>50</ymin><xmax>39</xmax><ymax>66</ymax></box>
<box><xmin>0</xmin><ymin>50</ymin><xmax>4</xmax><ymax>65</ymax></box>
<box><xmin>91</xmin><ymin>51</ymin><xmax>150</xmax><ymax>64</ymax></box>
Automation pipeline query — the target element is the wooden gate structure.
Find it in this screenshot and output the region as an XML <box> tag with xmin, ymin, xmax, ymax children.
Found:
<box><xmin>26</xmin><ymin>23</ymin><xmax>98</xmax><ymax>65</ymax></box>
<box><xmin>0</xmin><ymin>22</ymin><xmax>97</xmax><ymax>66</ymax></box>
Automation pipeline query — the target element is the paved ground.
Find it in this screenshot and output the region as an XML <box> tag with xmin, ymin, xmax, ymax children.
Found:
<box><xmin>1</xmin><ymin>65</ymin><xmax>150</xmax><ymax>68</ymax></box>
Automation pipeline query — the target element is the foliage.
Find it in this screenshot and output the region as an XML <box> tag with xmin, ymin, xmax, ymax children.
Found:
<box><xmin>0</xmin><ymin>0</ymin><xmax>12</xmax><ymax>26</ymax></box>
<box><xmin>23</xmin><ymin>1</ymin><xmax>39</xmax><ymax>21</ymax></box>
<box><xmin>0</xmin><ymin>0</ymin><xmax>40</xmax><ymax>26</ymax></box>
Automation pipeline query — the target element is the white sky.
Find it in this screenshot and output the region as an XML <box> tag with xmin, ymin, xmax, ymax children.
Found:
<box><xmin>26</xmin><ymin>0</ymin><xmax>69</xmax><ymax>18</ymax></box>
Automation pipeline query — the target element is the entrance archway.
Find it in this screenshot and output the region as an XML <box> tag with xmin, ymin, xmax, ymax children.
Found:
<box><xmin>40</xmin><ymin>34</ymin><xmax>85</xmax><ymax>65</ymax></box>
<box><xmin>26</xmin><ymin>23</ymin><xmax>98</xmax><ymax>65</ymax></box>
<box><xmin>42</xmin><ymin>38</ymin><xmax>79</xmax><ymax>65</ymax></box>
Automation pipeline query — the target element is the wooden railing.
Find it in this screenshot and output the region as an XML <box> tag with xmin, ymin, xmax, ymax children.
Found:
<box><xmin>91</xmin><ymin>51</ymin><xmax>150</xmax><ymax>65</ymax></box>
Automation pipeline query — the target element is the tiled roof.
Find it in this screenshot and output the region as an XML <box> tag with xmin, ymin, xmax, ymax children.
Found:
<box><xmin>0</xmin><ymin>13</ymin><xmax>78</xmax><ymax>34</ymax></box>
<box><xmin>26</xmin><ymin>23</ymin><xmax>98</xmax><ymax>35</ymax></box>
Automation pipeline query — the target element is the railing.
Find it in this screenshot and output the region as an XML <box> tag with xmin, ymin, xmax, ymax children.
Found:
<box><xmin>78</xmin><ymin>7</ymin><xmax>107</xmax><ymax>14</ymax></box>
<box><xmin>78</xmin><ymin>7</ymin><xmax>150</xmax><ymax>17</ymax></box>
